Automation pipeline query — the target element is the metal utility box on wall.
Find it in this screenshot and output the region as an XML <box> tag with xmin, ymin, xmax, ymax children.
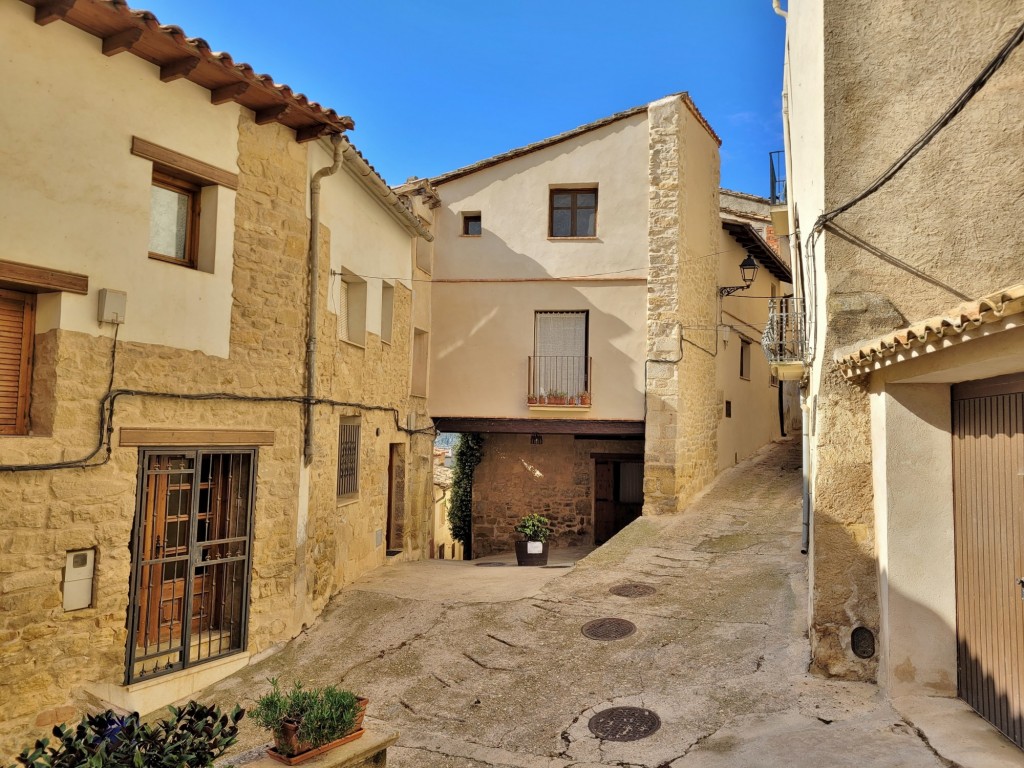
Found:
<box><xmin>62</xmin><ymin>549</ymin><xmax>95</xmax><ymax>611</ymax></box>
<box><xmin>97</xmin><ymin>288</ymin><xmax>127</xmax><ymax>324</ymax></box>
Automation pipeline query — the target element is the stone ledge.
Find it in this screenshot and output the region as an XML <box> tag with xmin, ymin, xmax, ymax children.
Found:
<box><xmin>222</xmin><ymin>729</ymin><xmax>399</xmax><ymax>768</ymax></box>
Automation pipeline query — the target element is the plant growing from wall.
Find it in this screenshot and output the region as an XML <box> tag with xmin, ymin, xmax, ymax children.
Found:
<box><xmin>447</xmin><ymin>433</ymin><xmax>483</xmax><ymax>548</ymax></box>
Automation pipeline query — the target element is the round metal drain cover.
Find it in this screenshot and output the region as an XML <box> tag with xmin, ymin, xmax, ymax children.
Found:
<box><xmin>588</xmin><ymin>707</ymin><xmax>661</xmax><ymax>741</ymax></box>
<box><xmin>475</xmin><ymin>562</ymin><xmax>507</xmax><ymax>567</ymax></box>
<box><xmin>581</xmin><ymin>617</ymin><xmax>636</xmax><ymax>641</ymax></box>
<box><xmin>609</xmin><ymin>583</ymin><xmax>656</xmax><ymax>598</ymax></box>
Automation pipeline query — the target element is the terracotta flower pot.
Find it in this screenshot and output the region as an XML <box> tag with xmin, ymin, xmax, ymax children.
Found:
<box><xmin>267</xmin><ymin>697</ymin><xmax>369</xmax><ymax>765</ymax></box>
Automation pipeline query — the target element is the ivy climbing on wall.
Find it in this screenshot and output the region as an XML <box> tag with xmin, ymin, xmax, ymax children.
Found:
<box><xmin>447</xmin><ymin>433</ymin><xmax>483</xmax><ymax>551</ymax></box>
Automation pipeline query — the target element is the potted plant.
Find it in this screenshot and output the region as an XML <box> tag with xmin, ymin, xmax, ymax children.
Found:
<box><xmin>250</xmin><ymin>679</ymin><xmax>368</xmax><ymax>765</ymax></box>
<box><xmin>514</xmin><ymin>513</ymin><xmax>552</xmax><ymax>566</ymax></box>
<box><xmin>578</xmin><ymin>391</ymin><xmax>591</xmax><ymax>406</ymax></box>
<box><xmin>548</xmin><ymin>390</ymin><xmax>567</xmax><ymax>406</ymax></box>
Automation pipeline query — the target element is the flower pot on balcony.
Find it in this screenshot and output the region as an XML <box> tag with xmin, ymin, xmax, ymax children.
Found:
<box><xmin>578</xmin><ymin>392</ymin><xmax>591</xmax><ymax>406</ymax></box>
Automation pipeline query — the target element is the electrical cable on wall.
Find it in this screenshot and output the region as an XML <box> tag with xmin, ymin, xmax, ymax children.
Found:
<box><xmin>800</xmin><ymin>17</ymin><xmax>1024</xmax><ymax>365</ymax></box>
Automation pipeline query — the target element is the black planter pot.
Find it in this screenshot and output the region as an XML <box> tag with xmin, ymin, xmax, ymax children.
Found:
<box><xmin>515</xmin><ymin>540</ymin><xmax>549</xmax><ymax>566</ymax></box>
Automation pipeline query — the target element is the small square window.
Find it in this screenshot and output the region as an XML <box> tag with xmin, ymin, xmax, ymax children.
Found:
<box><xmin>550</xmin><ymin>188</ymin><xmax>597</xmax><ymax>237</ymax></box>
<box><xmin>462</xmin><ymin>214</ymin><xmax>482</xmax><ymax>236</ymax></box>
<box><xmin>149</xmin><ymin>171</ymin><xmax>200</xmax><ymax>267</ymax></box>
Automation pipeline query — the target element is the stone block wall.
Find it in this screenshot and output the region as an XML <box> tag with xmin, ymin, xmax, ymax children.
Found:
<box><xmin>470</xmin><ymin>433</ymin><xmax>643</xmax><ymax>557</ymax></box>
<box><xmin>0</xmin><ymin>112</ymin><xmax>434</xmax><ymax>756</ymax></box>
<box><xmin>643</xmin><ymin>95</ymin><xmax>722</xmax><ymax>516</ymax></box>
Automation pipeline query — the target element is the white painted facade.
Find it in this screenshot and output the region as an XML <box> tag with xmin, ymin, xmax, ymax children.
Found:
<box><xmin>1</xmin><ymin>1</ymin><xmax>239</xmax><ymax>357</ymax></box>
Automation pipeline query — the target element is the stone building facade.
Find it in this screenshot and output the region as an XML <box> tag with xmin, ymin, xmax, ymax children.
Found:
<box><xmin>0</xmin><ymin>2</ymin><xmax>433</xmax><ymax>755</ymax></box>
<box><xmin>777</xmin><ymin>0</ymin><xmax>1024</xmax><ymax>734</ymax></box>
<box><xmin>427</xmin><ymin>94</ymin><xmax>791</xmax><ymax>557</ymax></box>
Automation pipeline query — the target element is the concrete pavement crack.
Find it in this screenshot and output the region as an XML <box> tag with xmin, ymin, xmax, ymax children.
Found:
<box><xmin>487</xmin><ymin>632</ymin><xmax>518</xmax><ymax>648</ymax></box>
<box><xmin>462</xmin><ymin>651</ymin><xmax>515</xmax><ymax>671</ymax></box>
<box><xmin>898</xmin><ymin>718</ymin><xmax>965</xmax><ymax>768</ymax></box>
<box><xmin>335</xmin><ymin>603</ymin><xmax>454</xmax><ymax>684</ymax></box>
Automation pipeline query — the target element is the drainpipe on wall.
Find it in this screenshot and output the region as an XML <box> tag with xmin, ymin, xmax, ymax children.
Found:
<box><xmin>304</xmin><ymin>133</ymin><xmax>344</xmax><ymax>466</ymax></box>
<box><xmin>772</xmin><ymin>0</ymin><xmax>787</xmax><ymax>18</ymax></box>
<box><xmin>800</xmin><ymin>392</ymin><xmax>811</xmax><ymax>554</ymax></box>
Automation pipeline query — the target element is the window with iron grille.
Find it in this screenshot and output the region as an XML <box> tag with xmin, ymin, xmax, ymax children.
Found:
<box><xmin>127</xmin><ymin>449</ymin><xmax>256</xmax><ymax>684</ymax></box>
<box><xmin>338</xmin><ymin>420</ymin><xmax>360</xmax><ymax>497</ymax></box>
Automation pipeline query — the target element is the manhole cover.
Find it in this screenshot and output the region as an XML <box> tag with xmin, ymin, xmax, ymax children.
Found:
<box><xmin>588</xmin><ymin>707</ymin><xmax>661</xmax><ymax>741</ymax></box>
<box><xmin>581</xmin><ymin>618</ymin><xmax>636</xmax><ymax>641</ymax></box>
<box><xmin>475</xmin><ymin>562</ymin><xmax>507</xmax><ymax>567</ymax></box>
<box><xmin>609</xmin><ymin>583</ymin><xmax>656</xmax><ymax>598</ymax></box>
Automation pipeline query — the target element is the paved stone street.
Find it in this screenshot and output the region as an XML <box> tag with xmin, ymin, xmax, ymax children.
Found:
<box><xmin>205</xmin><ymin>439</ymin><xmax>1022</xmax><ymax>767</ymax></box>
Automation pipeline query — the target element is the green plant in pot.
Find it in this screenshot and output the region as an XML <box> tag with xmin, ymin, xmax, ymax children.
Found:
<box><xmin>514</xmin><ymin>513</ymin><xmax>552</xmax><ymax>566</ymax></box>
<box><xmin>250</xmin><ymin>678</ymin><xmax>367</xmax><ymax>765</ymax></box>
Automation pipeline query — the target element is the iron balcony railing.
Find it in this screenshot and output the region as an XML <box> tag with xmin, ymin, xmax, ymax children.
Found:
<box><xmin>527</xmin><ymin>356</ymin><xmax>592</xmax><ymax>407</ymax></box>
<box><xmin>762</xmin><ymin>297</ymin><xmax>806</xmax><ymax>364</ymax></box>
<box><xmin>769</xmin><ymin>150</ymin><xmax>786</xmax><ymax>206</ymax></box>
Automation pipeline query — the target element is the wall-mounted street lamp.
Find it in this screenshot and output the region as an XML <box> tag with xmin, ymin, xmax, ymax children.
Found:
<box><xmin>718</xmin><ymin>255</ymin><xmax>760</xmax><ymax>297</ymax></box>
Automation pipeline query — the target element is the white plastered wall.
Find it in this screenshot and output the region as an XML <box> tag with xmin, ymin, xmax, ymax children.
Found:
<box><xmin>429</xmin><ymin>114</ymin><xmax>650</xmax><ymax>421</ymax></box>
<box><xmin>0</xmin><ymin>2</ymin><xmax>240</xmax><ymax>357</ymax></box>
<box><xmin>869</xmin><ymin>323</ymin><xmax>1024</xmax><ymax>695</ymax></box>
<box><xmin>312</xmin><ymin>141</ymin><xmax>414</xmax><ymax>346</ymax></box>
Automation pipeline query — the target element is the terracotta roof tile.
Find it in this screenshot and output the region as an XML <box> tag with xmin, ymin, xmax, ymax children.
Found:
<box><xmin>430</xmin><ymin>92</ymin><xmax>720</xmax><ymax>185</ymax></box>
<box><xmin>21</xmin><ymin>0</ymin><xmax>353</xmax><ymax>141</ymax></box>
<box><xmin>835</xmin><ymin>284</ymin><xmax>1024</xmax><ymax>378</ymax></box>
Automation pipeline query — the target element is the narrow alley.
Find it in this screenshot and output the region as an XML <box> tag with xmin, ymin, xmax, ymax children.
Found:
<box><xmin>201</xmin><ymin>440</ymin><xmax>1020</xmax><ymax>767</ymax></box>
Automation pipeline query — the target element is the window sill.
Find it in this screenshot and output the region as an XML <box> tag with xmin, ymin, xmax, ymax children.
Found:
<box><xmin>339</xmin><ymin>337</ymin><xmax>366</xmax><ymax>350</ymax></box>
<box><xmin>739</xmin><ymin>376</ymin><xmax>751</xmax><ymax>382</ymax></box>
<box><xmin>528</xmin><ymin>404</ymin><xmax>592</xmax><ymax>412</ymax></box>
<box><xmin>148</xmin><ymin>252</ymin><xmax>197</xmax><ymax>269</ymax></box>
<box><xmin>459</xmin><ymin>234</ymin><xmax>482</xmax><ymax>238</ymax></box>
<box><xmin>337</xmin><ymin>495</ymin><xmax>360</xmax><ymax>508</ymax></box>
<box><xmin>547</xmin><ymin>236</ymin><xmax>600</xmax><ymax>242</ymax></box>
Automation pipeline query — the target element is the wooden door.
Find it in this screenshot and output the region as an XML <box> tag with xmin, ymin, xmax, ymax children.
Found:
<box><xmin>138</xmin><ymin>454</ymin><xmax>196</xmax><ymax>648</ymax></box>
<box><xmin>594</xmin><ymin>461</ymin><xmax>615</xmax><ymax>544</ymax></box>
<box><xmin>953</xmin><ymin>373</ymin><xmax>1024</xmax><ymax>748</ymax></box>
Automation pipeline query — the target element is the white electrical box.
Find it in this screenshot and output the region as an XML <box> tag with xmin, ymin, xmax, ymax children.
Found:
<box><xmin>62</xmin><ymin>549</ymin><xmax>95</xmax><ymax>611</ymax></box>
<box><xmin>97</xmin><ymin>289</ymin><xmax>127</xmax><ymax>324</ymax></box>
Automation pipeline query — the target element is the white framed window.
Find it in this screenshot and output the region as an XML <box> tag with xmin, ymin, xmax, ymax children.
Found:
<box><xmin>740</xmin><ymin>338</ymin><xmax>751</xmax><ymax>381</ymax></box>
<box><xmin>337</xmin><ymin>269</ymin><xmax>367</xmax><ymax>346</ymax></box>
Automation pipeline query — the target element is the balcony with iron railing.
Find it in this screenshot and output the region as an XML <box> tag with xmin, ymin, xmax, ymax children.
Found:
<box><xmin>527</xmin><ymin>356</ymin><xmax>592</xmax><ymax>408</ymax></box>
<box><xmin>762</xmin><ymin>297</ymin><xmax>807</xmax><ymax>380</ymax></box>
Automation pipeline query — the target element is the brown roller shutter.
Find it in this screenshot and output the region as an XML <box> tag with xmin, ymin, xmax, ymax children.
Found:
<box><xmin>0</xmin><ymin>289</ymin><xmax>35</xmax><ymax>435</ymax></box>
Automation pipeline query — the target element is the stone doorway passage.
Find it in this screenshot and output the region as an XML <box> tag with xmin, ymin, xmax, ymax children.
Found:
<box><xmin>593</xmin><ymin>456</ymin><xmax>643</xmax><ymax>545</ymax></box>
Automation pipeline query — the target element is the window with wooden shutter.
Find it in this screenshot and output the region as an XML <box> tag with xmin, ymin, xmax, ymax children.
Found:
<box><xmin>0</xmin><ymin>289</ymin><xmax>35</xmax><ymax>435</ymax></box>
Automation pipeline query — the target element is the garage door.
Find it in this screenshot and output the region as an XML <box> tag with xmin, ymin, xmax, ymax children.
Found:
<box><xmin>953</xmin><ymin>373</ymin><xmax>1024</xmax><ymax>748</ymax></box>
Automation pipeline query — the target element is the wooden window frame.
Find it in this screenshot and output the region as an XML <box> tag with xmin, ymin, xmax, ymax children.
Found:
<box><xmin>337</xmin><ymin>421</ymin><xmax>361</xmax><ymax>498</ymax></box>
<box><xmin>739</xmin><ymin>338</ymin><xmax>751</xmax><ymax>381</ymax></box>
<box><xmin>549</xmin><ymin>188</ymin><xmax>598</xmax><ymax>238</ymax></box>
<box><xmin>148</xmin><ymin>170</ymin><xmax>201</xmax><ymax>269</ymax></box>
<box><xmin>462</xmin><ymin>214</ymin><xmax>482</xmax><ymax>237</ymax></box>
<box><xmin>0</xmin><ymin>289</ymin><xmax>36</xmax><ymax>436</ymax></box>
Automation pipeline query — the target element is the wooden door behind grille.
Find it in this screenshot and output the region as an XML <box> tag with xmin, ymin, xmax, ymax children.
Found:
<box><xmin>953</xmin><ymin>374</ymin><xmax>1024</xmax><ymax>749</ymax></box>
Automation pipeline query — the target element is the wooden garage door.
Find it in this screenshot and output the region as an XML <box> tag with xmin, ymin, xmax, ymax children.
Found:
<box><xmin>953</xmin><ymin>373</ymin><xmax>1024</xmax><ymax>748</ymax></box>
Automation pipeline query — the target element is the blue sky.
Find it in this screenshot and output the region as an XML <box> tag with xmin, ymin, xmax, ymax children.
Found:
<box><xmin>139</xmin><ymin>1</ymin><xmax>786</xmax><ymax>194</ymax></box>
